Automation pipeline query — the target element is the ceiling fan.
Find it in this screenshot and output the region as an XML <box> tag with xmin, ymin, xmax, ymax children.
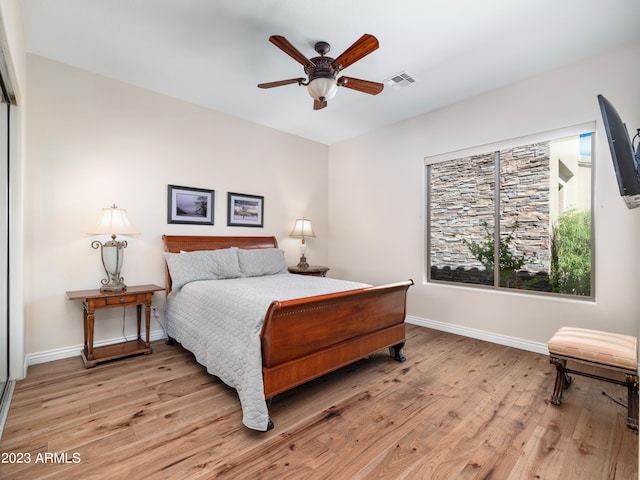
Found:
<box><xmin>257</xmin><ymin>34</ymin><xmax>384</xmax><ymax>110</ymax></box>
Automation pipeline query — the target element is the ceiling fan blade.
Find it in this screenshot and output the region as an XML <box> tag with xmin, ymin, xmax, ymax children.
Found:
<box><xmin>313</xmin><ymin>99</ymin><xmax>327</xmax><ymax>110</ymax></box>
<box><xmin>257</xmin><ymin>78</ymin><xmax>306</xmax><ymax>89</ymax></box>
<box><xmin>338</xmin><ymin>76</ymin><xmax>384</xmax><ymax>95</ymax></box>
<box><xmin>331</xmin><ymin>34</ymin><xmax>379</xmax><ymax>71</ymax></box>
<box><xmin>269</xmin><ymin>35</ymin><xmax>315</xmax><ymax>68</ymax></box>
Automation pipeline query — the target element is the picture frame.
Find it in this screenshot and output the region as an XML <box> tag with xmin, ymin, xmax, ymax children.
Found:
<box><xmin>227</xmin><ymin>192</ymin><xmax>264</xmax><ymax>227</ymax></box>
<box><xmin>167</xmin><ymin>185</ymin><xmax>214</xmax><ymax>225</ymax></box>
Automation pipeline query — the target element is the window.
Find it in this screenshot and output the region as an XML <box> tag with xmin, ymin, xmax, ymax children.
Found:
<box><xmin>426</xmin><ymin>124</ymin><xmax>594</xmax><ymax>298</ymax></box>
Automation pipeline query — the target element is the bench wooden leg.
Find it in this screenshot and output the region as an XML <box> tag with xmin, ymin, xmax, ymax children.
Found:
<box><xmin>626</xmin><ymin>373</ymin><xmax>639</xmax><ymax>432</ymax></box>
<box><xmin>550</xmin><ymin>356</ymin><xmax>572</xmax><ymax>406</ymax></box>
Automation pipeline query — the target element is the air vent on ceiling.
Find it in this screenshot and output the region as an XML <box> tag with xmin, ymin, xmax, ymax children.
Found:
<box><xmin>385</xmin><ymin>71</ymin><xmax>416</xmax><ymax>88</ymax></box>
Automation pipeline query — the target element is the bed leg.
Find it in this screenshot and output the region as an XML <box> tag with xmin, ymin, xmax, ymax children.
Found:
<box><xmin>165</xmin><ymin>336</ymin><xmax>175</xmax><ymax>345</ymax></box>
<box><xmin>390</xmin><ymin>342</ymin><xmax>406</xmax><ymax>363</ymax></box>
<box><xmin>266</xmin><ymin>417</ymin><xmax>274</xmax><ymax>431</ymax></box>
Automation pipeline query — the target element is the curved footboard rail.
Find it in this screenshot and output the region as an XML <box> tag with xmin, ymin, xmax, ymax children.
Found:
<box><xmin>260</xmin><ymin>279</ymin><xmax>414</xmax><ymax>399</ymax></box>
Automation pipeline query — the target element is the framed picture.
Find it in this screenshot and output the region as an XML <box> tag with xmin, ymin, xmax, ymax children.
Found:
<box><xmin>227</xmin><ymin>192</ymin><xmax>264</xmax><ymax>227</ymax></box>
<box><xmin>167</xmin><ymin>185</ymin><xmax>214</xmax><ymax>225</ymax></box>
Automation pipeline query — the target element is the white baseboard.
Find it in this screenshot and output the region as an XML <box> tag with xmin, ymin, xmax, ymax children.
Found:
<box><xmin>25</xmin><ymin>319</ymin><xmax>550</xmax><ymax>369</ymax></box>
<box><xmin>406</xmin><ymin>315</ymin><xmax>549</xmax><ymax>356</ymax></box>
<box><xmin>26</xmin><ymin>329</ymin><xmax>167</xmax><ymax>367</ymax></box>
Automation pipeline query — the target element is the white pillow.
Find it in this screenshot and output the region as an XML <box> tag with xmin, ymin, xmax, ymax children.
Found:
<box><xmin>237</xmin><ymin>248</ymin><xmax>288</xmax><ymax>277</ymax></box>
<box><xmin>164</xmin><ymin>247</ymin><xmax>242</xmax><ymax>290</ymax></box>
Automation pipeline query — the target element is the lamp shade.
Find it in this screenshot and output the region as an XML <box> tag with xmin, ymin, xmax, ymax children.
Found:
<box><xmin>289</xmin><ymin>218</ymin><xmax>315</xmax><ymax>239</ymax></box>
<box><xmin>307</xmin><ymin>77</ymin><xmax>338</xmax><ymax>102</ymax></box>
<box><xmin>89</xmin><ymin>205</ymin><xmax>138</xmax><ymax>236</ymax></box>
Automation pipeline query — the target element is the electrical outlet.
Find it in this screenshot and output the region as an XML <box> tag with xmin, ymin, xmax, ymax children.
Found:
<box><xmin>152</xmin><ymin>306</ymin><xmax>159</xmax><ymax>318</ymax></box>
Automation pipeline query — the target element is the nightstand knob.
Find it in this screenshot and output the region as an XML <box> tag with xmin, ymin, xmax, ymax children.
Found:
<box><xmin>119</xmin><ymin>298</ymin><xmax>125</xmax><ymax>304</ymax></box>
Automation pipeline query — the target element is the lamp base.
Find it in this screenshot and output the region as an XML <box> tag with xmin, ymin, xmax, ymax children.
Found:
<box><xmin>100</xmin><ymin>281</ymin><xmax>127</xmax><ymax>293</ymax></box>
<box><xmin>92</xmin><ymin>238</ymin><xmax>128</xmax><ymax>293</ymax></box>
<box><xmin>296</xmin><ymin>255</ymin><xmax>310</xmax><ymax>269</ymax></box>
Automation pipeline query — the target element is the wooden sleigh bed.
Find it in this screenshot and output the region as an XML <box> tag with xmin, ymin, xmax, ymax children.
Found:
<box><xmin>162</xmin><ymin>235</ymin><xmax>413</xmax><ymax>430</ymax></box>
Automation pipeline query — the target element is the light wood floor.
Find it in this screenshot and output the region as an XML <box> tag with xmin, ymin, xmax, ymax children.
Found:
<box><xmin>0</xmin><ymin>325</ymin><xmax>637</xmax><ymax>479</ymax></box>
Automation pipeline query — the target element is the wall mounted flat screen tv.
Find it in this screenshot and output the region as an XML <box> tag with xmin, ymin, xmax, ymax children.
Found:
<box><xmin>597</xmin><ymin>94</ymin><xmax>640</xmax><ymax>209</ymax></box>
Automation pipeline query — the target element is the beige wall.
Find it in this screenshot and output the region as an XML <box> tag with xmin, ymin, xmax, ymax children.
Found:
<box><xmin>25</xmin><ymin>54</ymin><xmax>329</xmax><ymax>357</ymax></box>
<box><xmin>328</xmin><ymin>42</ymin><xmax>640</xmax><ymax>346</ymax></box>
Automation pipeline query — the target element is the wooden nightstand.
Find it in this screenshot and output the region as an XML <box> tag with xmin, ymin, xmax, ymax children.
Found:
<box><xmin>66</xmin><ymin>284</ymin><xmax>164</xmax><ymax>368</ymax></box>
<box><xmin>288</xmin><ymin>265</ymin><xmax>330</xmax><ymax>277</ymax></box>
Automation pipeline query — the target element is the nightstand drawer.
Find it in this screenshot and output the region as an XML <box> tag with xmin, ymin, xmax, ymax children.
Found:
<box><xmin>90</xmin><ymin>295</ymin><xmax>136</xmax><ymax>308</ymax></box>
<box><xmin>88</xmin><ymin>293</ymin><xmax>148</xmax><ymax>308</ymax></box>
<box><xmin>105</xmin><ymin>294</ymin><xmax>138</xmax><ymax>306</ymax></box>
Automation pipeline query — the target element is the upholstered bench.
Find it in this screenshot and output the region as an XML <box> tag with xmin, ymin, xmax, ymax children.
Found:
<box><xmin>548</xmin><ymin>326</ymin><xmax>638</xmax><ymax>431</ymax></box>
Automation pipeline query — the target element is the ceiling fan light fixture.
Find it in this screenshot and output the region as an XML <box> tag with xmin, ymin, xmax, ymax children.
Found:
<box><xmin>307</xmin><ymin>76</ymin><xmax>338</xmax><ymax>102</ymax></box>
<box><xmin>260</xmin><ymin>34</ymin><xmax>382</xmax><ymax>110</ymax></box>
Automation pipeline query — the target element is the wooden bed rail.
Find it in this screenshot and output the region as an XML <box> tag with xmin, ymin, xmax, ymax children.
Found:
<box><xmin>261</xmin><ymin>279</ymin><xmax>414</xmax><ymax>398</ymax></box>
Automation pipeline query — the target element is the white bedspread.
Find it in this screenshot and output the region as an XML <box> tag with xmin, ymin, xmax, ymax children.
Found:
<box><xmin>166</xmin><ymin>273</ymin><xmax>369</xmax><ymax>431</ymax></box>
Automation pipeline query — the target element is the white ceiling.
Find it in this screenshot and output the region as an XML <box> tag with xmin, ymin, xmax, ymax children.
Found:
<box><xmin>22</xmin><ymin>0</ymin><xmax>640</xmax><ymax>145</ymax></box>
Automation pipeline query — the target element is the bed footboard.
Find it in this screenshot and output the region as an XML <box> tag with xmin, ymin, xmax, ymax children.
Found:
<box><xmin>261</xmin><ymin>279</ymin><xmax>413</xmax><ymax>398</ymax></box>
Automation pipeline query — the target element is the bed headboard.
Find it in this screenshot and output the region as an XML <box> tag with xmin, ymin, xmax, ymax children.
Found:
<box><xmin>162</xmin><ymin>235</ymin><xmax>279</xmax><ymax>293</ymax></box>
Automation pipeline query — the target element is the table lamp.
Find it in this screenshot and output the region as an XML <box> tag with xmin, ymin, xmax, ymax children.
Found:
<box><xmin>289</xmin><ymin>217</ymin><xmax>315</xmax><ymax>268</ymax></box>
<box><xmin>89</xmin><ymin>205</ymin><xmax>138</xmax><ymax>292</ymax></box>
